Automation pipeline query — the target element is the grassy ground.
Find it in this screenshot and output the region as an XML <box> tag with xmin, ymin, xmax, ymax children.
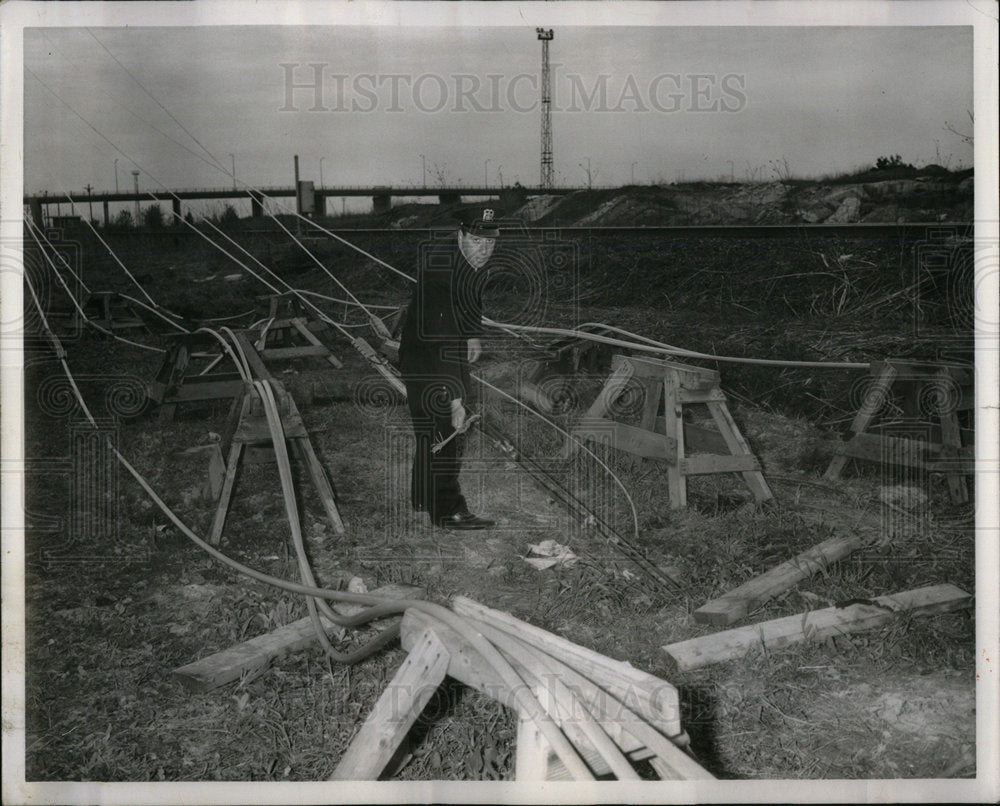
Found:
<box><xmin>21</xmin><ymin>222</ymin><xmax>976</xmax><ymax>783</ymax></box>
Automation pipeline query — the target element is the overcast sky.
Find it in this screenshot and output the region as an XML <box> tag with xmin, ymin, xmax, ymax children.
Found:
<box><xmin>22</xmin><ymin>19</ymin><xmax>976</xmax><ymax>199</ymax></box>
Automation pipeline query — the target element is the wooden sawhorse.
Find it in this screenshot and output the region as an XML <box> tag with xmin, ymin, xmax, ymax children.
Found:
<box><xmin>824</xmin><ymin>359</ymin><xmax>974</xmax><ymax>503</ymax></box>
<box><xmin>207</xmin><ymin>332</ymin><xmax>345</xmax><ymax>544</ymax></box>
<box><xmin>146</xmin><ymin>331</ymin><xmax>247</xmax><ymax>421</ymax></box>
<box><xmin>252</xmin><ymin>292</ymin><xmax>342</xmax><ymax>369</ymax></box>
<box><xmin>83</xmin><ymin>291</ymin><xmax>148</xmax><ymax>334</ymax></box>
<box><xmin>565</xmin><ymin>354</ymin><xmax>772</xmax><ymax>509</ymax></box>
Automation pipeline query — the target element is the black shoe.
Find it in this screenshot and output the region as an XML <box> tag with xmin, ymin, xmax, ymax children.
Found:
<box><xmin>433</xmin><ymin>511</ymin><xmax>496</xmax><ymax>530</ymax></box>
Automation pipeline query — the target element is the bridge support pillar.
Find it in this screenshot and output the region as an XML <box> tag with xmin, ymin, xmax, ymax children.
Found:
<box><xmin>372</xmin><ymin>193</ymin><xmax>391</xmax><ymax>214</ymax></box>
<box><xmin>438</xmin><ymin>192</ymin><xmax>461</xmax><ymax>206</ymax></box>
<box><xmin>172</xmin><ymin>197</ymin><xmax>182</xmax><ymax>226</ymax></box>
<box><xmin>29</xmin><ymin>198</ymin><xmax>44</xmax><ymax>229</ymax></box>
<box><xmin>250</xmin><ymin>192</ymin><xmax>264</xmax><ymax>218</ymax></box>
<box><xmin>103</xmin><ymin>200</ymin><xmax>109</xmax><ymax>227</ymax></box>
<box><xmin>315</xmin><ymin>191</ymin><xmax>327</xmax><ymax>217</ymax></box>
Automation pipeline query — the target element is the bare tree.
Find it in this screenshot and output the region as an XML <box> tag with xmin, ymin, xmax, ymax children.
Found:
<box><xmin>944</xmin><ymin>110</ymin><xmax>973</xmax><ymax>146</ymax></box>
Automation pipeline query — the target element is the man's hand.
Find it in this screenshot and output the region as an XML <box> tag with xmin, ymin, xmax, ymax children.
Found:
<box><xmin>467</xmin><ymin>338</ymin><xmax>482</xmax><ymax>364</ymax></box>
<box><xmin>450</xmin><ymin>397</ymin><xmax>466</xmax><ymax>431</ymax></box>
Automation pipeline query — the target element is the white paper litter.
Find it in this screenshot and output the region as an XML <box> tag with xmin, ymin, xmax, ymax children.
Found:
<box><xmin>523</xmin><ymin>539</ymin><xmax>579</xmax><ymax>570</ymax></box>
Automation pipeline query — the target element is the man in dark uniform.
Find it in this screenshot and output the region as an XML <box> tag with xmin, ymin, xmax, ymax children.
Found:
<box><xmin>397</xmin><ymin>208</ymin><xmax>499</xmax><ymax>529</ymax></box>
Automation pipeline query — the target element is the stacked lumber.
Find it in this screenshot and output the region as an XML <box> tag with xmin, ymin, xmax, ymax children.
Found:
<box><xmin>329</xmin><ymin>596</ymin><xmax>713</xmax><ymax>781</ymax></box>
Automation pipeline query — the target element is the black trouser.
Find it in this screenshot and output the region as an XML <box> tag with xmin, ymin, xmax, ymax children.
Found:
<box><xmin>404</xmin><ymin>376</ymin><xmax>467</xmax><ymax>521</ymax></box>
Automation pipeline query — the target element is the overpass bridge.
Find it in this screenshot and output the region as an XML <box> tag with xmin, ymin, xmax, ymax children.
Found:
<box><xmin>23</xmin><ymin>184</ymin><xmax>584</xmax><ymax>227</ymax></box>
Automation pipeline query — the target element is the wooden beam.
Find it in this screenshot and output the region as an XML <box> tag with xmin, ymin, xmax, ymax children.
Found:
<box><xmin>329</xmin><ymin>628</ymin><xmax>450</xmax><ymax>780</ymax></box>
<box><xmin>663</xmin><ymin>584</ymin><xmax>972</xmax><ymax>672</ymax></box>
<box><xmin>167</xmin><ymin>377</ymin><xmax>246</xmax><ymax>403</ymax></box>
<box><xmin>571</xmin><ymin>419</ymin><xmax>677</xmax><ymax>461</ymax></box>
<box><xmin>233</xmin><ymin>331</ymin><xmax>274</xmax><ymax>381</ymax></box>
<box><xmin>290</xmin><ymin>317</ymin><xmax>343</xmax><ymax>369</ymax></box>
<box><xmin>840</xmin><ymin>431</ymin><xmax>933</xmax><ymax>468</ymax></box>
<box><xmin>401</xmin><ymin>609</ymin><xmax>662</xmax><ymax>779</ymax></box>
<box><xmin>451</xmin><ymin>596</ymin><xmax>681</xmax><ymax>736</ymax></box>
<box><xmin>260</xmin><ymin>344</ymin><xmax>332</xmax><ymax>359</ymax></box>
<box><xmin>693</xmin><ymin>534</ymin><xmax>864</xmax><ymax>626</ymax></box>
<box><xmin>677</xmin><ymin>387</ymin><xmax>727</xmax><ymax>404</ymax></box>
<box><xmin>466</xmin><ymin>615</ymin><xmax>713</xmax><ymax>781</ymax></box>
<box><xmin>625</xmin><ymin>354</ymin><xmax>719</xmax><ymax>386</ymax></box>
<box><xmin>173</xmin><ymin>611</ymin><xmax>345</xmax><ymax>692</ymax></box>
<box><xmin>706</xmin><ymin>400</ymin><xmax>773</xmax><ymax>503</ymax></box>
<box><xmin>515</xmin><ymin>705</ymin><xmax>551</xmax><ymax>780</ymax></box>
<box><xmin>289</xmin><ymin>438</ymin><xmax>346</xmax><ymax>534</ymax></box>
<box><xmin>171</xmin><ymin>584</ymin><xmax>422</xmax><ymax>692</ymax></box>
<box><xmin>679</xmin><ymin>453</ymin><xmax>760</xmax><ymax>475</ymax></box>
<box><xmin>824</xmin><ymin>362</ymin><xmax>895</xmax><ymax>480</ymax></box>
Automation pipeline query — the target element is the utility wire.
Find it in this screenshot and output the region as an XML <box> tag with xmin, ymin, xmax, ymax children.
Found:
<box><xmin>85</xmin><ymin>27</ymin><xmax>230</xmax><ymax>177</ymax></box>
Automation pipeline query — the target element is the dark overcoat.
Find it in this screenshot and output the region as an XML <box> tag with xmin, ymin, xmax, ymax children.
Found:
<box><xmin>397</xmin><ymin>239</ymin><xmax>485</xmax><ymax>401</ymax></box>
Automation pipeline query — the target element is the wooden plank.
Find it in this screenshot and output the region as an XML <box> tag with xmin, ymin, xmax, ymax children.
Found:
<box><xmin>268</xmin><ymin>316</ymin><xmax>327</xmax><ymax>334</ymax></box>
<box><xmin>662</xmin><ymin>376</ymin><xmax>686</xmax><ymax>508</ymax></box>
<box><xmin>937</xmin><ymin>370</ymin><xmax>970</xmax><ymax>503</ymax></box>
<box><xmin>232</xmin><ymin>407</ymin><xmax>309</xmax><ymax>443</ymax></box>
<box><xmin>677</xmin><ymin>387</ymin><xmax>727</xmax><ymax>404</ymax></box>
<box><xmin>639</xmin><ymin>377</ymin><xmax>661</xmax><ymax>433</ymax></box>
<box><xmin>663</xmin><ymin>584</ymin><xmax>972</xmax><ymax>672</ymax></box>
<box><xmin>329</xmin><ymin>628</ymin><xmax>450</xmax><ymax>780</ymax></box>
<box><xmin>260</xmin><ymin>344</ymin><xmax>331</xmax><ymax>359</ymax></box>
<box><xmin>868</xmin><ymin>422</ymin><xmax>975</xmax><ymax>447</ymax></box>
<box><xmin>841</xmin><ymin>432</ymin><xmax>933</xmax><ymax>468</ymax></box>
<box><xmin>401</xmin><ymin>609</ymin><xmax>650</xmax><ymax>780</ymax></box>
<box><xmin>168</xmin><ymin>378</ymin><xmax>247</xmax><ymax>403</ymax></box>
<box><xmin>515</xmin><ymin>706</ymin><xmax>551</xmax><ymax>781</ymax></box>
<box><xmin>626</xmin><ymin>354</ymin><xmax>719</xmax><ymax>386</ymax></box>
<box><xmin>469</xmin><ymin>616</ymin><xmax>713</xmax><ymax>781</ymax></box>
<box><xmin>706</xmin><ymin>400</ymin><xmax>773</xmax><ymax>503</ymax></box>
<box><xmin>403</xmin><ymin>610</ymin><xmax>652</xmax><ymax>768</ymax></box>
<box><xmin>878</xmin><ymin>358</ymin><xmax>973</xmax><ymax>386</ymax></box>
<box><xmin>173</xmin><ymin>612</ymin><xmax>345</xmax><ymax>692</ymax></box>
<box><xmin>571</xmin><ymin>420</ymin><xmax>677</xmax><ymax>461</ymax></box>
<box><xmin>233</xmin><ymin>331</ymin><xmax>274</xmax><ymax>381</ymax></box>
<box><xmin>825</xmin><ymin>362</ymin><xmax>895</xmax><ymax>480</ymax></box>
<box><xmin>290</xmin><ymin>317</ymin><xmax>343</xmax><ymax>369</ymax></box>
<box><xmin>209</xmin><ymin>441</ymin><xmax>243</xmax><ymax>546</ymax></box>
<box><xmin>518</xmin><ymin>380</ymin><xmax>556</xmax><ymax>414</ymax></box>
<box><xmin>290</xmin><ymin>438</ymin><xmax>346</xmax><ymax>534</ymax></box>
<box><xmin>172</xmin><ymin>584</ymin><xmax>421</xmax><ymax>692</ymax></box>
<box><xmin>450</xmin><ymin>596</ymin><xmax>681</xmax><ymax>736</ymax></box>
<box><xmin>680</xmin><ymin>454</ymin><xmax>760</xmax><ymax>476</ymax></box>
<box><xmin>693</xmin><ymin>534</ymin><xmax>863</xmax><ymax>626</ymax></box>
<box><xmin>563</xmin><ymin>361</ymin><xmax>635</xmax><ymax>459</ymax></box>
<box><xmin>479</xmin><ymin>621</ymin><xmax>640</xmax><ymax>780</ymax></box>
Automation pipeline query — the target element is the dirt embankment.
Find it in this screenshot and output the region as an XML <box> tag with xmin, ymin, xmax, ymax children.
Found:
<box><xmin>372</xmin><ymin>166</ymin><xmax>972</xmax><ymax>229</ymax></box>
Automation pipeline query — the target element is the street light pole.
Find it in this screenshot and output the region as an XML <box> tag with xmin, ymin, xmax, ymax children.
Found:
<box><xmin>484</xmin><ymin>158</ymin><xmax>490</xmax><ymax>189</ymax></box>
<box><xmin>114</xmin><ymin>158</ymin><xmax>119</xmax><ymax>193</ymax></box>
<box><xmin>319</xmin><ymin>157</ymin><xmax>325</xmax><ymax>188</ymax></box>
<box><xmin>229</xmin><ymin>153</ymin><xmax>236</xmax><ymax>189</ymax></box>
<box><xmin>85</xmin><ymin>184</ymin><xmax>94</xmax><ymax>222</ymax></box>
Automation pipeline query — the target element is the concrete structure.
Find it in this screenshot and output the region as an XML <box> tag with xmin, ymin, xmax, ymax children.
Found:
<box><xmin>24</xmin><ymin>184</ymin><xmax>581</xmax><ymax>226</ymax></box>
